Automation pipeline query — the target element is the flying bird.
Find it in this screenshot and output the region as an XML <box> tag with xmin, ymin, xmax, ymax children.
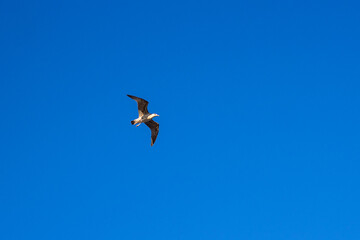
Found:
<box><xmin>127</xmin><ymin>94</ymin><xmax>159</xmax><ymax>146</ymax></box>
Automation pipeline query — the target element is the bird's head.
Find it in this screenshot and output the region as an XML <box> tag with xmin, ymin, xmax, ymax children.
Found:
<box><xmin>150</xmin><ymin>113</ymin><xmax>159</xmax><ymax>118</ymax></box>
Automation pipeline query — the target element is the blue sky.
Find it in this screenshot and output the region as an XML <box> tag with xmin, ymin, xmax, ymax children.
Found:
<box><xmin>1</xmin><ymin>0</ymin><xmax>360</xmax><ymax>239</ymax></box>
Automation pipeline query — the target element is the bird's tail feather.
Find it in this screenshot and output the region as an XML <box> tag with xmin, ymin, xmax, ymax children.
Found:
<box><xmin>131</xmin><ymin>120</ymin><xmax>135</xmax><ymax>125</ymax></box>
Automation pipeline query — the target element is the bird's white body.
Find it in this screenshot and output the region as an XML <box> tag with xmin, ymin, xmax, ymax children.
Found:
<box><xmin>131</xmin><ymin>113</ymin><xmax>159</xmax><ymax>127</ymax></box>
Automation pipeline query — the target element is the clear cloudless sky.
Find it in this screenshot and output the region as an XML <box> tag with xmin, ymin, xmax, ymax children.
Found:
<box><xmin>1</xmin><ymin>0</ymin><xmax>360</xmax><ymax>239</ymax></box>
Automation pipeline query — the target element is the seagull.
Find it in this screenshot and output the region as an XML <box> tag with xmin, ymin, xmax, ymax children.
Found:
<box><xmin>127</xmin><ymin>94</ymin><xmax>159</xmax><ymax>146</ymax></box>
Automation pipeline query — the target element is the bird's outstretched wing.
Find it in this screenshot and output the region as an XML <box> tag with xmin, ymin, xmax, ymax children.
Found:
<box><xmin>127</xmin><ymin>95</ymin><xmax>149</xmax><ymax>117</ymax></box>
<box><xmin>145</xmin><ymin>120</ymin><xmax>159</xmax><ymax>146</ymax></box>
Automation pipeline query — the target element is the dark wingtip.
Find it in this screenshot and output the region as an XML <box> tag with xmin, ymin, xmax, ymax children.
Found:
<box><xmin>127</xmin><ymin>94</ymin><xmax>137</xmax><ymax>100</ymax></box>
